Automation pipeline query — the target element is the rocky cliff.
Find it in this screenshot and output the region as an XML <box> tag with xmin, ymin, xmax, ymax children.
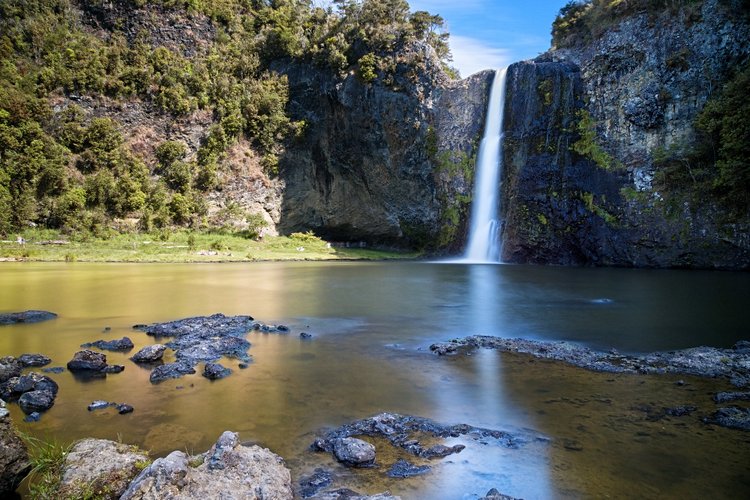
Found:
<box><xmin>501</xmin><ymin>0</ymin><xmax>750</xmax><ymax>268</ymax></box>
<box><xmin>277</xmin><ymin>54</ymin><xmax>491</xmax><ymax>249</ymax></box>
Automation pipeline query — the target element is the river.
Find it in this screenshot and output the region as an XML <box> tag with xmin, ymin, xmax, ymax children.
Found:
<box><xmin>1</xmin><ymin>262</ymin><xmax>749</xmax><ymax>498</ymax></box>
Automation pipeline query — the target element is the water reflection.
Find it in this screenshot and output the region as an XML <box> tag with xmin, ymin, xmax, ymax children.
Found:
<box><xmin>1</xmin><ymin>262</ymin><xmax>749</xmax><ymax>498</ymax></box>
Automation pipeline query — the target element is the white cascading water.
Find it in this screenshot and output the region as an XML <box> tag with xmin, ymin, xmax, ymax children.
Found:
<box><xmin>463</xmin><ymin>68</ymin><xmax>507</xmax><ymax>263</ymax></box>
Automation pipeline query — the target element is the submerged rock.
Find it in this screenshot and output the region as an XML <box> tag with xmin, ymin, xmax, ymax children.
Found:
<box><xmin>299</xmin><ymin>468</ymin><xmax>333</xmax><ymax>498</ymax></box>
<box><xmin>130</xmin><ymin>344</ymin><xmax>167</xmax><ymax>363</ymax></box>
<box><xmin>386</xmin><ymin>459</ymin><xmax>430</xmax><ymax>478</ymax></box>
<box><xmin>0</xmin><ymin>310</ymin><xmax>57</xmax><ymax>325</ymax></box>
<box><xmin>81</xmin><ymin>337</ymin><xmax>134</xmax><ymax>351</ymax></box>
<box><xmin>0</xmin><ymin>399</ymin><xmax>31</xmax><ymax>494</ymax></box>
<box><xmin>713</xmin><ymin>391</ymin><xmax>750</xmax><ymax>404</ymax></box>
<box><xmin>309</xmin><ymin>489</ymin><xmax>400</xmax><ymax>500</ymax></box>
<box><xmin>42</xmin><ymin>366</ymin><xmax>65</xmax><ymax>374</ymax></box>
<box><xmin>58</xmin><ymin>438</ymin><xmax>149</xmax><ymax>499</ymax></box>
<box><xmin>121</xmin><ymin>431</ymin><xmax>293</xmax><ymax>499</ymax></box>
<box><xmin>430</xmin><ymin>337</ymin><xmax>750</xmax><ymax>385</ymax></box>
<box><xmin>332</xmin><ymin>437</ymin><xmax>376</xmax><ymax>467</ymax></box>
<box><xmin>704</xmin><ymin>407</ymin><xmax>750</xmax><ymax>431</ymax></box>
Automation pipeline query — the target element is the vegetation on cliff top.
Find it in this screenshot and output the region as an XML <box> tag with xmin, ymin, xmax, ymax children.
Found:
<box><xmin>0</xmin><ymin>0</ymin><xmax>453</xmax><ymax>240</ymax></box>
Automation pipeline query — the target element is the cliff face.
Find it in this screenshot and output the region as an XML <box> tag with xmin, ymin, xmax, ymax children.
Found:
<box><xmin>277</xmin><ymin>54</ymin><xmax>491</xmax><ymax>248</ymax></box>
<box><xmin>502</xmin><ymin>0</ymin><xmax>750</xmax><ymax>268</ymax></box>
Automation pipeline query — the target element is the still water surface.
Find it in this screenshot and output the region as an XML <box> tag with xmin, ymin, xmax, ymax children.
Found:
<box><xmin>1</xmin><ymin>262</ymin><xmax>749</xmax><ymax>498</ymax></box>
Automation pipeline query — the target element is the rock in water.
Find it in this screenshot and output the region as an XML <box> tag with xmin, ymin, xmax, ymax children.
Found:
<box><xmin>117</xmin><ymin>403</ymin><xmax>134</xmax><ymax>414</ymax></box>
<box><xmin>18</xmin><ymin>353</ymin><xmax>51</xmax><ymax>367</ymax></box>
<box><xmin>332</xmin><ymin>437</ymin><xmax>376</xmax><ymax>467</ymax></box>
<box><xmin>121</xmin><ymin>431</ymin><xmax>293</xmax><ymax>499</ymax></box>
<box><xmin>149</xmin><ymin>362</ymin><xmax>196</xmax><ymax>383</ymax></box>
<box><xmin>0</xmin><ymin>310</ymin><xmax>57</xmax><ymax>325</ymax></box>
<box><xmin>67</xmin><ymin>350</ymin><xmax>108</xmax><ymax>373</ymax></box>
<box><xmin>81</xmin><ymin>337</ymin><xmax>134</xmax><ymax>351</ymax></box>
<box><xmin>130</xmin><ymin>344</ymin><xmax>167</xmax><ymax>363</ymax></box>
<box><xmin>58</xmin><ymin>439</ymin><xmax>149</xmax><ymax>499</ymax></box>
<box><xmin>88</xmin><ymin>400</ymin><xmax>111</xmax><ymax>411</ymax></box>
<box><xmin>0</xmin><ymin>357</ymin><xmax>22</xmax><ymax>383</ymax></box>
<box><xmin>704</xmin><ymin>407</ymin><xmax>750</xmax><ymax>431</ymax></box>
<box><xmin>386</xmin><ymin>459</ymin><xmax>431</xmax><ymax>478</ymax></box>
<box><xmin>0</xmin><ymin>399</ymin><xmax>31</xmax><ymax>494</ymax></box>
<box><xmin>299</xmin><ymin>468</ymin><xmax>333</xmax><ymax>498</ymax></box>
<box><xmin>203</xmin><ymin>363</ymin><xmax>232</xmax><ymax>380</ymax></box>
<box><xmin>18</xmin><ymin>390</ymin><xmax>56</xmax><ymax>414</ymax></box>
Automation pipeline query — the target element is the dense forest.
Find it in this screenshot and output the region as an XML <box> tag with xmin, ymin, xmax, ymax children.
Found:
<box><xmin>0</xmin><ymin>0</ymin><xmax>452</xmax><ymax>237</ymax></box>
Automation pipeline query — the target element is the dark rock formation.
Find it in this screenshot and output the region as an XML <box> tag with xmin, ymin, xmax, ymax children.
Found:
<box><xmin>1</xmin><ymin>372</ymin><xmax>59</xmax><ymax>415</ymax></box>
<box><xmin>88</xmin><ymin>400</ymin><xmax>110</xmax><ymax>411</ymax></box>
<box><xmin>149</xmin><ymin>361</ymin><xmax>196</xmax><ymax>383</ymax></box>
<box><xmin>67</xmin><ymin>350</ymin><xmax>108</xmax><ymax>372</ymax></box>
<box><xmin>312</xmin><ymin>413</ymin><xmax>530</xmax><ymax>468</ymax></box>
<box><xmin>0</xmin><ymin>357</ymin><xmax>22</xmax><ymax>383</ymax></box>
<box><xmin>430</xmin><ymin>336</ymin><xmax>750</xmax><ymax>386</ymax></box>
<box><xmin>18</xmin><ymin>353</ymin><xmax>51</xmax><ymax>367</ymax></box>
<box><xmin>331</xmin><ymin>437</ymin><xmax>376</xmax><ymax>467</ymax></box>
<box><xmin>130</xmin><ymin>344</ymin><xmax>167</xmax><ymax>363</ymax></box>
<box><xmin>117</xmin><ymin>403</ymin><xmax>134</xmax><ymax>414</ymax></box>
<box><xmin>386</xmin><ymin>459</ymin><xmax>430</xmax><ymax>478</ymax></box>
<box><xmin>0</xmin><ymin>399</ymin><xmax>31</xmax><ymax>495</ymax></box>
<box><xmin>0</xmin><ymin>310</ymin><xmax>57</xmax><ymax>325</ymax></box>
<box><xmin>704</xmin><ymin>407</ymin><xmax>750</xmax><ymax>431</ymax></box>
<box><xmin>300</xmin><ymin>332</ymin><xmax>313</xmax><ymax>339</ymax></box>
<box><xmin>299</xmin><ymin>468</ymin><xmax>333</xmax><ymax>498</ymax></box>
<box><xmin>18</xmin><ymin>390</ymin><xmax>56</xmax><ymax>414</ymax></box>
<box><xmin>42</xmin><ymin>366</ymin><xmax>65</xmax><ymax>374</ymax></box>
<box><xmin>81</xmin><ymin>337</ymin><xmax>135</xmax><ymax>351</ymax></box>
<box><xmin>121</xmin><ymin>431</ymin><xmax>293</xmax><ymax>499</ymax></box>
<box><xmin>714</xmin><ymin>391</ymin><xmax>750</xmax><ymax>403</ymax></box>
<box><xmin>501</xmin><ymin>1</ymin><xmax>750</xmax><ymax>268</ymax></box>
<box><xmin>202</xmin><ymin>363</ymin><xmax>231</xmax><ymax>380</ymax></box>
<box><xmin>481</xmin><ymin>488</ymin><xmax>521</xmax><ymax>500</ymax></box>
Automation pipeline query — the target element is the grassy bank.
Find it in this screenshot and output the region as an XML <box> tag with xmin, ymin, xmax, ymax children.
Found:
<box><xmin>0</xmin><ymin>229</ymin><xmax>421</xmax><ymax>263</ymax></box>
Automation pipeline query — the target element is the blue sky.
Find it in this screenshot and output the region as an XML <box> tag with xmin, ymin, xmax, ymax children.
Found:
<box><xmin>408</xmin><ymin>0</ymin><xmax>567</xmax><ymax>76</ymax></box>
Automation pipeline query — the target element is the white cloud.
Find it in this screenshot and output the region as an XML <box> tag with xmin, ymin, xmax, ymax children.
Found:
<box><xmin>448</xmin><ymin>35</ymin><xmax>512</xmax><ymax>77</ymax></box>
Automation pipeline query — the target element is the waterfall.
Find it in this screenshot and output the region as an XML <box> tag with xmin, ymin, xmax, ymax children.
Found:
<box><xmin>463</xmin><ymin>68</ymin><xmax>507</xmax><ymax>263</ymax></box>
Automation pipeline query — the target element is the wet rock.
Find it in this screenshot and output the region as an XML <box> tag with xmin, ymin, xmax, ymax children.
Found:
<box><xmin>1</xmin><ymin>372</ymin><xmax>59</xmax><ymax>403</ymax></box>
<box><xmin>664</xmin><ymin>405</ymin><xmax>697</xmax><ymax>417</ymax></box>
<box><xmin>81</xmin><ymin>337</ymin><xmax>134</xmax><ymax>351</ymax></box>
<box><xmin>299</xmin><ymin>468</ymin><xmax>333</xmax><ymax>498</ymax></box>
<box><xmin>149</xmin><ymin>361</ymin><xmax>196</xmax><ymax>383</ymax></box>
<box><xmin>312</xmin><ymin>413</ymin><xmax>528</xmax><ymax>466</ymax></box>
<box><xmin>0</xmin><ymin>399</ymin><xmax>31</xmax><ymax>494</ymax></box>
<box><xmin>386</xmin><ymin>459</ymin><xmax>430</xmax><ymax>478</ymax></box>
<box><xmin>203</xmin><ymin>363</ymin><xmax>231</xmax><ymax>380</ymax></box>
<box><xmin>18</xmin><ymin>353</ymin><xmax>51</xmax><ymax>367</ymax></box>
<box><xmin>134</xmin><ymin>314</ymin><xmax>255</xmax><ymax>367</ymax></box>
<box><xmin>19</xmin><ymin>390</ymin><xmax>56</xmax><ymax>414</ymax></box>
<box><xmin>42</xmin><ymin>366</ymin><xmax>65</xmax><ymax>374</ymax></box>
<box><xmin>24</xmin><ymin>412</ymin><xmax>41</xmax><ymax>423</ymax></box>
<box><xmin>704</xmin><ymin>407</ymin><xmax>750</xmax><ymax>431</ymax></box>
<box><xmin>332</xmin><ymin>437</ymin><xmax>376</xmax><ymax>467</ymax></box>
<box><xmin>257</xmin><ymin>323</ymin><xmax>290</xmax><ymax>333</ymax></box>
<box><xmin>0</xmin><ymin>357</ymin><xmax>22</xmax><ymax>383</ymax></box>
<box><xmin>481</xmin><ymin>488</ymin><xmax>521</xmax><ymax>500</ymax></box>
<box><xmin>430</xmin><ymin>336</ymin><xmax>750</xmax><ymax>383</ymax></box>
<box><xmin>300</xmin><ymin>332</ymin><xmax>313</xmax><ymax>339</ymax></box>
<box><xmin>310</xmin><ymin>489</ymin><xmax>400</xmax><ymax>500</ymax></box>
<box><xmin>130</xmin><ymin>344</ymin><xmax>167</xmax><ymax>363</ymax></box>
<box><xmin>67</xmin><ymin>350</ymin><xmax>108</xmax><ymax>373</ymax></box>
<box><xmin>88</xmin><ymin>400</ymin><xmax>111</xmax><ymax>411</ymax></box>
<box><xmin>714</xmin><ymin>391</ymin><xmax>750</xmax><ymax>403</ymax></box>
<box><xmin>102</xmin><ymin>364</ymin><xmax>125</xmax><ymax>374</ymax></box>
<box><xmin>117</xmin><ymin>403</ymin><xmax>134</xmax><ymax>414</ymax></box>
<box><xmin>58</xmin><ymin>438</ymin><xmax>149</xmax><ymax>499</ymax></box>
<box><xmin>0</xmin><ymin>310</ymin><xmax>57</xmax><ymax>325</ymax></box>
<box><xmin>121</xmin><ymin>431</ymin><xmax>293</xmax><ymax>499</ymax></box>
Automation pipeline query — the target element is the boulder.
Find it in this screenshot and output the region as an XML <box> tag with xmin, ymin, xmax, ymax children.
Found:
<box><xmin>67</xmin><ymin>350</ymin><xmax>108</xmax><ymax>372</ymax></box>
<box><xmin>0</xmin><ymin>398</ymin><xmax>31</xmax><ymax>494</ymax></box>
<box><xmin>203</xmin><ymin>363</ymin><xmax>231</xmax><ymax>380</ymax></box>
<box><xmin>18</xmin><ymin>353</ymin><xmax>52</xmax><ymax>367</ymax></box>
<box><xmin>332</xmin><ymin>437</ymin><xmax>376</xmax><ymax>467</ymax></box>
<box><xmin>58</xmin><ymin>438</ymin><xmax>149</xmax><ymax>499</ymax></box>
<box><xmin>19</xmin><ymin>390</ymin><xmax>56</xmax><ymax>414</ymax></box>
<box><xmin>0</xmin><ymin>310</ymin><xmax>57</xmax><ymax>325</ymax></box>
<box><xmin>130</xmin><ymin>344</ymin><xmax>167</xmax><ymax>364</ymax></box>
<box><xmin>121</xmin><ymin>431</ymin><xmax>293</xmax><ymax>499</ymax></box>
<box><xmin>81</xmin><ymin>337</ymin><xmax>135</xmax><ymax>351</ymax></box>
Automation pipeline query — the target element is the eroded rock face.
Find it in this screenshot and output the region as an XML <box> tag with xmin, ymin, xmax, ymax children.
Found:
<box><xmin>121</xmin><ymin>431</ymin><xmax>293</xmax><ymax>499</ymax></box>
<box><xmin>501</xmin><ymin>1</ymin><xmax>750</xmax><ymax>268</ymax></box>
<box><xmin>58</xmin><ymin>438</ymin><xmax>150</xmax><ymax>499</ymax></box>
<box><xmin>0</xmin><ymin>399</ymin><xmax>31</xmax><ymax>495</ymax></box>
